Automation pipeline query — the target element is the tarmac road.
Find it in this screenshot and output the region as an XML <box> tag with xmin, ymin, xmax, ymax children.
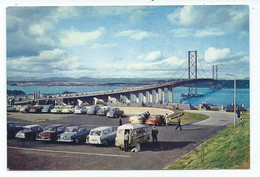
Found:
<box><xmin>7</xmin><ymin>111</ymin><xmax>233</xmax><ymax>170</ymax></box>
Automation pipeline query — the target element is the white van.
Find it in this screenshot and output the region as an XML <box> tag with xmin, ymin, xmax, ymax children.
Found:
<box><xmin>115</xmin><ymin>124</ymin><xmax>150</xmax><ymax>150</ymax></box>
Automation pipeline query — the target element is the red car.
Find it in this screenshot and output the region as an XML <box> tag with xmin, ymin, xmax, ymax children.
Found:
<box><xmin>145</xmin><ymin>115</ymin><xmax>165</xmax><ymax>126</ymax></box>
<box><xmin>36</xmin><ymin>124</ymin><xmax>65</xmax><ymax>142</ymax></box>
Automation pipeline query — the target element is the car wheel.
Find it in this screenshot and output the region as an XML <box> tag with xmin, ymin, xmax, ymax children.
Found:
<box><xmin>105</xmin><ymin>141</ymin><xmax>109</xmax><ymax>146</ymax></box>
<box><xmin>75</xmin><ymin>138</ymin><xmax>80</xmax><ymax>144</ymax></box>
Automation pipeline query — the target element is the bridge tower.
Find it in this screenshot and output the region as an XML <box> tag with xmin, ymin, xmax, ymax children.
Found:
<box><xmin>212</xmin><ymin>65</ymin><xmax>218</xmax><ymax>80</ymax></box>
<box><xmin>188</xmin><ymin>50</ymin><xmax>198</xmax><ymax>95</ymax></box>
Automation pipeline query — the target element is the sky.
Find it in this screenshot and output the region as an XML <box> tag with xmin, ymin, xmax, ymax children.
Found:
<box><xmin>6</xmin><ymin>5</ymin><xmax>249</xmax><ymax>79</ymax></box>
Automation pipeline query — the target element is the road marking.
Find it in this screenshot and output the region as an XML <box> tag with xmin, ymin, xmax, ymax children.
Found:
<box><xmin>8</xmin><ymin>146</ymin><xmax>130</xmax><ymax>158</ymax></box>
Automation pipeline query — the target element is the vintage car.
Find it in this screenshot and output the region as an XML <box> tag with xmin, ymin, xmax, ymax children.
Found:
<box><xmin>74</xmin><ymin>106</ymin><xmax>88</xmax><ymax>114</ymax></box>
<box><xmin>57</xmin><ymin>126</ymin><xmax>90</xmax><ymax>143</ymax></box>
<box><xmin>29</xmin><ymin>106</ymin><xmax>43</xmax><ymax>113</ymax></box>
<box><xmin>86</xmin><ymin>126</ymin><xmax>117</xmax><ymax>145</ymax></box>
<box><xmin>41</xmin><ymin>104</ymin><xmax>54</xmax><ymax>113</ymax></box>
<box><xmin>50</xmin><ymin>106</ymin><xmax>64</xmax><ymax>113</ymax></box>
<box><xmin>7</xmin><ymin>105</ymin><xmax>16</xmax><ymax>112</ymax></box>
<box><xmin>7</xmin><ymin>122</ymin><xmax>23</xmax><ymax>139</ymax></box>
<box><xmin>15</xmin><ymin>124</ymin><xmax>43</xmax><ymax>140</ymax></box>
<box><xmin>145</xmin><ymin>115</ymin><xmax>165</xmax><ymax>126</ymax></box>
<box><xmin>97</xmin><ymin>106</ymin><xmax>111</xmax><ymax>116</ymax></box>
<box><xmin>19</xmin><ymin>105</ymin><xmax>32</xmax><ymax>113</ymax></box>
<box><xmin>129</xmin><ymin>115</ymin><xmax>144</xmax><ymax>124</ymax></box>
<box><xmin>115</xmin><ymin>124</ymin><xmax>150</xmax><ymax>150</ymax></box>
<box><xmin>106</xmin><ymin>108</ymin><xmax>124</xmax><ymax>118</ymax></box>
<box><xmin>87</xmin><ymin>105</ymin><xmax>100</xmax><ymax>115</ymax></box>
<box><xmin>36</xmin><ymin>124</ymin><xmax>65</xmax><ymax>142</ymax></box>
<box><xmin>62</xmin><ymin>105</ymin><xmax>75</xmax><ymax>114</ymax></box>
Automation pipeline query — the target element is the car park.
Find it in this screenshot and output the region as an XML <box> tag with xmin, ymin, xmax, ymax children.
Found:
<box><xmin>106</xmin><ymin>108</ymin><xmax>124</xmax><ymax>118</ymax></box>
<box><xmin>57</xmin><ymin>126</ymin><xmax>90</xmax><ymax>143</ymax></box>
<box><xmin>15</xmin><ymin>124</ymin><xmax>43</xmax><ymax>140</ymax></box>
<box><xmin>115</xmin><ymin>124</ymin><xmax>150</xmax><ymax>150</ymax></box>
<box><xmin>41</xmin><ymin>104</ymin><xmax>54</xmax><ymax>113</ymax></box>
<box><xmin>87</xmin><ymin>105</ymin><xmax>100</xmax><ymax>115</ymax></box>
<box><xmin>86</xmin><ymin>126</ymin><xmax>117</xmax><ymax>145</ymax></box>
<box><xmin>50</xmin><ymin>106</ymin><xmax>64</xmax><ymax>114</ymax></box>
<box><xmin>36</xmin><ymin>124</ymin><xmax>65</xmax><ymax>142</ymax></box>
<box><xmin>62</xmin><ymin>105</ymin><xmax>75</xmax><ymax>114</ymax></box>
<box><xmin>145</xmin><ymin>115</ymin><xmax>165</xmax><ymax>126</ymax></box>
<box><xmin>7</xmin><ymin>122</ymin><xmax>23</xmax><ymax>139</ymax></box>
<box><xmin>97</xmin><ymin>106</ymin><xmax>111</xmax><ymax>116</ymax></box>
<box><xmin>74</xmin><ymin>106</ymin><xmax>88</xmax><ymax>114</ymax></box>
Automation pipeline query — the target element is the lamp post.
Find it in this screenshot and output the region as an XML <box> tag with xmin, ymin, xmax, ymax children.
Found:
<box><xmin>216</xmin><ymin>64</ymin><xmax>237</xmax><ymax>127</ymax></box>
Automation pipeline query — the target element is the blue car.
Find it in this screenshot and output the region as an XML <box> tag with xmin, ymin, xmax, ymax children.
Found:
<box><xmin>57</xmin><ymin>126</ymin><xmax>90</xmax><ymax>144</ymax></box>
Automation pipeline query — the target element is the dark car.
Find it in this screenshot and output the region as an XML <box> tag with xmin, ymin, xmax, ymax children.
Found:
<box><xmin>15</xmin><ymin>124</ymin><xmax>43</xmax><ymax>140</ymax></box>
<box><xmin>57</xmin><ymin>126</ymin><xmax>91</xmax><ymax>144</ymax></box>
<box><xmin>145</xmin><ymin>115</ymin><xmax>165</xmax><ymax>126</ymax></box>
<box><xmin>36</xmin><ymin>124</ymin><xmax>65</xmax><ymax>142</ymax></box>
<box><xmin>7</xmin><ymin>122</ymin><xmax>23</xmax><ymax>139</ymax></box>
<box><xmin>106</xmin><ymin>108</ymin><xmax>124</xmax><ymax>118</ymax></box>
<box><xmin>29</xmin><ymin>106</ymin><xmax>43</xmax><ymax>113</ymax></box>
<box><xmin>19</xmin><ymin>105</ymin><xmax>33</xmax><ymax>113</ymax></box>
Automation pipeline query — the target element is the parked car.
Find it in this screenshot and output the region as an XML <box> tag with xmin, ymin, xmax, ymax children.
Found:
<box><xmin>15</xmin><ymin>124</ymin><xmax>43</xmax><ymax>140</ymax></box>
<box><xmin>97</xmin><ymin>106</ymin><xmax>111</xmax><ymax>116</ymax></box>
<box><xmin>36</xmin><ymin>124</ymin><xmax>65</xmax><ymax>142</ymax></box>
<box><xmin>41</xmin><ymin>104</ymin><xmax>54</xmax><ymax>113</ymax></box>
<box><xmin>115</xmin><ymin>124</ymin><xmax>149</xmax><ymax>150</ymax></box>
<box><xmin>145</xmin><ymin>115</ymin><xmax>165</xmax><ymax>126</ymax></box>
<box><xmin>7</xmin><ymin>105</ymin><xmax>16</xmax><ymax>112</ymax></box>
<box><xmin>62</xmin><ymin>105</ymin><xmax>75</xmax><ymax>114</ymax></box>
<box><xmin>7</xmin><ymin>122</ymin><xmax>23</xmax><ymax>139</ymax></box>
<box><xmin>106</xmin><ymin>108</ymin><xmax>124</xmax><ymax>118</ymax></box>
<box><xmin>19</xmin><ymin>105</ymin><xmax>32</xmax><ymax>113</ymax></box>
<box><xmin>129</xmin><ymin>115</ymin><xmax>144</xmax><ymax>124</ymax></box>
<box><xmin>57</xmin><ymin>126</ymin><xmax>90</xmax><ymax>143</ymax></box>
<box><xmin>29</xmin><ymin>106</ymin><xmax>43</xmax><ymax>113</ymax></box>
<box><xmin>74</xmin><ymin>106</ymin><xmax>88</xmax><ymax>114</ymax></box>
<box><xmin>86</xmin><ymin>126</ymin><xmax>117</xmax><ymax>145</ymax></box>
<box><xmin>50</xmin><ymin>106</ymin><xmax>64</xmax><ymax>114</ymax></box>
<box><xmin>87</xmin><ymin>105</ymin><xmax>100</xmax><ymax>115</ymax></box>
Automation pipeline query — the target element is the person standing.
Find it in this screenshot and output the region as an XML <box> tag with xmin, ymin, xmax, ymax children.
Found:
<box><xmin>124</xmin><ymin>131</ymin><xmax>130</xmax><ymax>152</ymax></box>
<box><xmin>175</xmin><ymin>117</ymin><xmax>182</xmax><ymax>130</ymax></box>
<box><xmin>119</xmin><ymin>116</ymin><xmax>123</xmax><ymax>126</ymax></box>
<box><xmin>152</xmin><ymin>125</ymin><xmax>158</xmax><ymax>142</ymax></box>
<box><xmin>165</xmin><ymin>113</ymin><xmax>169</xmax><ymax>126</ymax></box>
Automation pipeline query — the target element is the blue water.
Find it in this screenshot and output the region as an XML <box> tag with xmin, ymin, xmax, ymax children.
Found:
<box><xmin>7</xmin><ymin>86</ymin><xmax>250</xmax><ymax>108</ymax></box>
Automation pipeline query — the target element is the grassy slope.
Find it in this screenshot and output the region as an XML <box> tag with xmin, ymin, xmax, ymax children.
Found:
<box><xmin>170</xmin><ymin>111</ymin><xmax>208</xmax><ymax>124</ymax></box>
<box><xmin>167</xmin><ymin>112</ymin><xmax>250</xmax><ymax>169</ymax></box>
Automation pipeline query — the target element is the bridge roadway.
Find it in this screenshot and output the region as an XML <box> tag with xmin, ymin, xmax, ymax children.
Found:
<box><xmin>16</xmin><ymin>78</ymin><xmax>217</xmax><ymax>105</ymax></box>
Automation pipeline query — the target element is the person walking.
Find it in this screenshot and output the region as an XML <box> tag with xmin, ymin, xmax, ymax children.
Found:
<box><xmin>124</xmin><ymin>131</ymin><xmax>130</xmax><ymax>152</ymax></box>
<box><xmin>152</xmin><ymin>125</ymin><xmax>158</xmax><ymax>143</ymax></box>
<box><xmin>175</xmin><ymin>117</ymin><xmax>182</xmax><ymax>130</ymax></box>
<box><xmin>119</xmin><ymin>116</ymin><xmax>123</xmax><ymax>126</ymax></box>
<box><xmin>165</xmin><ymin>113</ymin><xmax>169</xmax><ymax>126</ymax></box>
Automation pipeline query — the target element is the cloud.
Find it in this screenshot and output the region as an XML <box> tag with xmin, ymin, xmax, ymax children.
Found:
<box><xmin>7</xmin><ymin>49</ymin><xmax>80</xmax><ymax>74</ymax></box>
<box><xmin>138</xmin><ymin>51</ymin><xmax>162</xmax><ymax>61</ymax></box>
<box><xmin>60</xmin><ymin>28</ymin><xmax>105</xmax><ymax>47</ymax></box>
<box><xmin>116</xmin><ymin>30</ymin><xmax>158</xmax><ymax>40</ymax></box>
<box><xmin>168</xmin><ymin>6</ymin><xmax>249</xmax><ymax>35</ymax></box>
<box><xmin>170</xmin><ymin>28</ymin><xmax>193</xmax><ymax>38</ymax></box>
<box><xmin>204</xmin><ymin>47</ymin><xmax>231</xmax><ymax>63</ymax></box>
<box><xmin>91</xmin><ymin>43</ymin><xmax>116</xmax><ymax>49</ymax></box>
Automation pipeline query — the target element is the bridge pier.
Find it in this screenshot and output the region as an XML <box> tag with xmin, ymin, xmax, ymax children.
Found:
<box><xmin>168</xmin><ymin>86</ymin><xmax>173</xmax><ymax>103</ymax></box>
<box><xmin>147</xmin><ymin>90</ymin><xmax>153</xmax><ymax>103</ymax></box>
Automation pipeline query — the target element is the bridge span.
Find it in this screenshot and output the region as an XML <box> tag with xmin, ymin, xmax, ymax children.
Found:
<box><xmin>29</xmin><ymin>78</ymin><xmax>218</xmax><ymax>106</ymax></box>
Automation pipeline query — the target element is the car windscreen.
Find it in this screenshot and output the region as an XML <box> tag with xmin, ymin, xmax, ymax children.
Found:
<box><xmin>149</xmin><ymin>116</ymin><xmax>156</xmax><ymax>120</ymax></box>
<box><xmin>90</xmin><ymin>131</ymin><xmax>101</xmax><ymax>136</ymax></box>
<box><xmin>65</xmin><ymin>127</ymin><xmax>78</xmax><ymax>132</ymax></box>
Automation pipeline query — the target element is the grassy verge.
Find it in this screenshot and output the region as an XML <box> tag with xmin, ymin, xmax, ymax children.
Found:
<box><xmin>167</xmin><ymin>112</ymin><xmax>250</xmax><ymax>169</ymax></box>
<box><xmin>169</xmin><ymin>111</ymin><xmax>208</xmax><ymax>124</ymax></box>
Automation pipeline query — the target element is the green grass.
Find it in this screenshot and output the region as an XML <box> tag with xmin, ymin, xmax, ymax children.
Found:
<box><xmin>167</xmin><ymin>112</ymin><xmax>250</xmax><ymax>169</ymax></box>
<box><xmin>169</xmin><ymin>111</ymin><xmax>208</xmax><ymax>124</ymax></box>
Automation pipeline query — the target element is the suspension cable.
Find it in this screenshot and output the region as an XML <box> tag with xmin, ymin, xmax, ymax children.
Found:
<box><xmin>198</xmin><ymin>55</ymin><xmax>208</xmax><ymax>78</ymax></box>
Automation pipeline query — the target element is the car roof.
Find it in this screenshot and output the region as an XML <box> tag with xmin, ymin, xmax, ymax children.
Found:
<box><xmin>45</xmin><ymin>124</ymin><xmax>64</xmax><ymax>128</ymax></box>
<box><xmin>23</xmin><ymin>124</ymin><xmax>42</xmax><ymax>128</ymax></box>
<box><xmin>66</xmin><ymin>125</ymin><xmax>85</xmax><ymax>129</ymax></box>
<box><xmin>118</xmin><ymin>124</ymin><xmax>146</xmax><ymax>130</ymax></box>
<box><xmin>90</xmin><ymin>126</ymin><xmax>113</xmax><ymax>131</ymax></box>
